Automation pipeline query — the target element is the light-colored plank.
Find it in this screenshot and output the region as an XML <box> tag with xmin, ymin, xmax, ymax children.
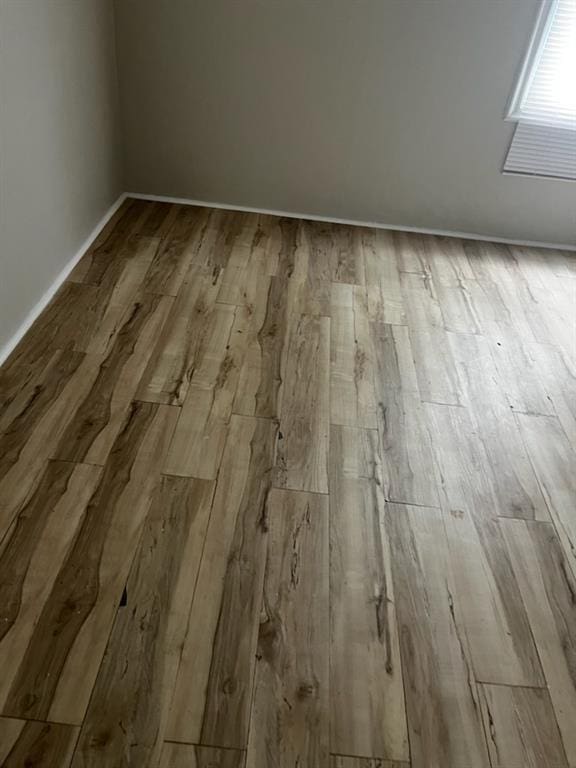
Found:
<box><xmin>518</xmin><ymin>412</ymin><xmax>576</xmax><ymax>578</ymax></box>
<box><xmin>490</xmin><ymin>333</ymin><xmax>556</xmax><ymax>416</ymax></box>
<box><xmin>426</xmin><ymin>402</ymin><xmax>544</xmax><ymax>686</ymax></box>
<box><xmin>449</xmin><ymin>331</ymin><xmax>550</xmax><ymax>520</ymax></box>
<box><xmin>233</xmin><ymin>275</ymin><xmax>289</xmax><ymax>419</ymax></box>
<box><xmin>362</xmin><ymin>229</ymin><xmax>406</xmax><ymax>325</ymax></box>
<box><xmin>168</xmin><ymin>415</ymin><xmax>277</xmax><ymax>748</ymax></box>
<box><xmin>330</xmin><ymin>426</ymin><xmax>409</xmax><ymax>761</ymax></box>
<box><xmin>54</xmin><ymin>293</ymin><xmax>173</xmax><ymax>465</ymax></box>
<box><xmin>371</xmin><ymin>324</ymin><xmax>438</xmax><ymax>507</ymax></box>
<box><xmin>163</xmin><ymin>387</ymin><xmax>228</xmax><ymax>480</ymax></box>
<box><xmin>159</xmin><ymin>743</ymin><xmax>245</xmax><ymax>768</ymax></box>
<box><xmin>275</xmin><ymin>314</ymin><xmax>330</xmax><ymax>494</ymax></box>
<box><xmin>138</xmin><ymin>264</ymin><xmax>234</xmax><ymax>405</ymax></box>
<box><xmin>0</xmin><ymin>718</ymin><xmax>78</xmax><ymax>767</ymax></box>
<box><xmin>502</xmin><ymin>519</ymin><xmax>576</xmax><ymax>765</ymax></box>
<box><xmin>331</xmin><ymin>758</ymin><xmax>410</xmax><ymax>768</ymax></box>
<box><xmin>400</xmin><ymin>271</ymin><xmax>443</xmax><ymax>329</ymax></box>
<box><xmin>0</xmin><ymin>463</ymin><xmax>102</xmax><ymax>707</ymax></box>
<box><xmin>330</xmin><ymin>283</ymin><xmax>377</xmax><ymax>427</ymax></box>
<box><xmin>387</xmin><ymin>503</ymin><xmax>490</xmax><ymax>768</ymax></box>
<box><xmin>409</xmin><ymin>326</ymin><xmax>462</xmax><ymax>405</ymax></box>
<box><xmin>72</xmin><ymin>476</ymin><xmax>214</xmax><ymax>767</ymax></box>
<box><xmin>0</xmin><ymin>351</ymin><xmax>107</xmax><ymax>547</ymax></box>
<box><xmin>478</xmin><ymin>684</ymin><xmax>568</xmax><ymax>768</ymax></box>
<box><xmin>1</xmin><ymin>402</ymin><xmax>178</xmax><ymax>723</ymax></box>
<box><xmin>143</xmin><ymin>204</ymin><xmax>210</xmax><ymax>296</ymax></box>
<box><xmin>247</xmin><ymin>489</ymin><xmax>329</xmax><ymax>768</ymax></box>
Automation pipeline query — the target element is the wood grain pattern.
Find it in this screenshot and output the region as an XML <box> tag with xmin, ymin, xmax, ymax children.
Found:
<box><xmin>371</xmin><ymin>323</ymin><xmax>438</xmax><ymax>506</ymax></box>
<box><xmin>387</xmin><ymin>503</ymin><xmax>490</xmax><ymax>768</ymax></box>
<box><xmin>1</xmin><ymin>200</ymin><xmax>574</xmax><ymax>765</ymax></box>
<box><xmin>330</xmin><ymin>283</ymin><xmax>377</xmax><ymax>427</ymax></box>
<box><xmin>168</xmin><ymin>415</ymin><xmax>278</xmax><ymax>748</ymax></box>
<box><xmin>331</xmin><ymin>758</ymin><xmax>410</xmax><ymax>768</ymax></box>
<box><xmin>426</xmin><ymin>402</ymin><xmax>544</xmax><ymax>686</ymax></box>
<box><xmin>0</xmin><ymin>718</ymin><xmax>78</xmax><ymax>767</ymax></box>
<box><xmin>502</xmin><ymin>519</ymin><xmax>576</xmax><ymax>765</ymax></box>
<box><xmin>1</xmin><ymin>401</ymin><xmax>178</xmax><ymax>723</ymax></box>
<box><xmin>518</xmin><ymin>412</ymin><xmax>576</xmax><ymax>578</ymax></box>
<box><xmin>478</xmin><ymin>684</ymin><xmax>568</xmax><ymax>768</ymax></box>
<box><xmin>138</xmin><ymin>264</ymin><xmax>234</xmax><ymax>405</ymax></box>
<box><xmin>233</xmin><ymin>275</ymin><xmax>286</xmax><ymax>418</ymax></box>
<box><xmin>0</xmin><ymin>462</ymin><xmax>101</xmax><ymax>672</ymax></box>
<box><xmin>159</xmin><ymin>743</ymin><xmax>245</xmax><ymax>768</ymax></box>
<box><xmin>330</xmin><ymin>426</ymin><xmax>408</xmax><ymax>761</ymax></box>
<box><xmin>449</xmin><ymin>332</ymin><xmax>550</xmax><ymax>520</ymax></box>
<box><xmin>72</xmin><ymin>476</ymin><xmax>214</xmax><ymax>767</ymax></box>
<box><xmin>409</xmin><ymin>326</ymin><xmax>462</xmax><ymax>406</ymax></box>
<box><xmin>143</xmin><ymin>204</ymin><xmax>209</xmax><ymax>296</ymax></box>
<box><xmin>274</xmin><ymin>314</ymin><xmax>330</xmax><ymax>494</ymax></box>
<box><xmin>247</xmin><ymin>489</ymin><xmax>329</xmax><ymax>768</ymax></box>
<box><xmin>362</xmin><ymin>229</ymin><xmax>406</xmax><ymax>325</ymax></box>
<box><xmin>54</xmin><ymin>293</ymin><xmax>173</xmax><ymax>464</ymax></box>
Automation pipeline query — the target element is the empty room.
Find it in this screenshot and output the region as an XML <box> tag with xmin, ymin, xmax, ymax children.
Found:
<box><xmin>0</xmin><ymin>0</ymin><xmax>575</xmax><ymax>766</ymax></box>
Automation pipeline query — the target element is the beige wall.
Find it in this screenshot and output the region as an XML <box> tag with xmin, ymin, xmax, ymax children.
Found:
<box><xmin>115</xmin><ymin>0</ymin><xmax>575</xmax><ymax>246</ymax></box>
<box><xmin>0</xmin><ymin>0</ymin><xmax>122</xmax><ymax>356</ymax></box>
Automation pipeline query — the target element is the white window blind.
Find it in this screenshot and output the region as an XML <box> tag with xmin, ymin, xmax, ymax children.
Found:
<box><xmin>504</xmin><ymin>0</ymin><xmax>576</xmax><ymax>180</ymax></box>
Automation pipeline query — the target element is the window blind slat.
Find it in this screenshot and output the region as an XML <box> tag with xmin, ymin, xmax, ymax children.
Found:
<box><xmin>504</xmin><ymin>122</ymin><xmax>576</xmax><ymax>180</ymax></box>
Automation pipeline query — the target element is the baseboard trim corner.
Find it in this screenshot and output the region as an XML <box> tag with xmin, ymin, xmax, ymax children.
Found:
<box><xmin>127</xmin><ymin>192</ymin><xmax>576</xmax><ymax>252</ymax></box>
<box><xmin>0</xmin><ymin>193</ymin><xmax>128</xmax><ymax>367</ymax></box>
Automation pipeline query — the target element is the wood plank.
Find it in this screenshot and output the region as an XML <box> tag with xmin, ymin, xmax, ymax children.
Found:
<box><xmin>53</xmin><ymin>293</ymin><xmax>173</xmax><ymax>465</ymax></box>
<box><xmin>426</xmin><ymin>402</ymin><xmax>544</xmax><ymax>686</ymax></box>
<box><xmin>72</xmin><ymin>476</ymin><xmax>214</xmax><ymax>767</ymax></box>
<box><xmin>0</xmin><ymin>462</ymin><xmax>101</xmax><ymax>670</ymax></box>
<box><xmin>449</xmin><ymin>331</ymin><xmax>550</xmax><ymax>520</ymax></box>
<box><xmin>0</xmin><ymin>352</ymin><xmax>110</xmax><ymax>543</ymax></box>
<box><xmin>502</xmin><ymin>519</ymin><xmax>576</xmax><ymax>766</ymax></box>
<box><xmin>163</xmin><ymin>387</ymin><xmax>228</xmax><ymax>480</ymax></box>
<box><xmin>393</xmin><ymin>230</ymin><xmax>430</xmax><ymax>275</ymax></box>
<box><xmin>274</xmin><ymin>314</ymin><xmax>330</xmax><ymax>494</ymax></box>
<box><xmin>1</xmin><ymin>401</ymin><xmax>178</xmax><ymax>723</ymax></box>
<box><xmin>296</xmin><ymin>220</ymin><xmax>335</xmax><ymax>315</ymax></box>
<box><xmin>233</xmin><ymin>275</ymin><xmax>288</xmax><ymax>418</ymax></box>
<box><xmin>362</xmin><ymin>229</ymin><xmax>406</xmax><ymax>325</ymax></box>
<box><xmin>329</xmin><ymin>222</ymin><xmax>364</xmax><ymax>285</ymax></box>
<box><xmin>0</xmin><ymin>718</ymin><xmax>78</xmax><ymax>767</ymax></box>
<box><xmin>159</xmin><ymin>743</ymin><xmax>245</xmax><ymax>768</ymax></box>
<box><xmin>330</xmin><ymin>283</ymin><xmax>377</xmax><ymax>427</ymax></box>
<box><xmin>518</xmin><ymin>413</ymin><xmax>576</xmax><ymax>578</ymax></box>
<box><xmin>490</xmin><ymin>333</ymin><xmax>556</xmax><ymax>416</ymax></box>
<box><xmin>400</xmin><ymin>271</ymin><xmax>443</xmax><ymax>329</ymax></box>
<box><xmin>194</xmin><ymin>210</ymin><xmax>252</xmax><ymax>282</ymax></box>
<box><xmin>138</xmin><ymin>265</ymin><xmax>234</xmax><ymax>405</ymax></box>
<box><xmin>387</xmin><ymin>503</ymin><xmax>490</xmax><ymax>768</ymax></box>
<box><xmin>465</xmin><ymin>240</ymin><xmax>540</xmax><ymax>343</ymax></box>
<box><xmin>409</xmin><ymin>326</ymin><xmax>462</xmax><ymax>405</ymax></box>
<box><xmin>168</xmin><ymin>415</ymin><xmax>277</xmax><ymax>748</ymax></box>
<box><xmin>331</xmin><ymin>758</ymin><xmax>410</xmax><ymax>768</ymax></box>
<box><xmin>329</xmin><ymin>426</ymin><xmax>409</xmax><ymax>761</ymax></box>
<box><xmin>247</xmin><ymin>489</ymin><xmax>329</xmax><ymax>768</ymax></box>
<box><xmin>143</xmin><ymin>204</ymin><xmax>210</xmax><ymax>295</ymax></box>
<box><xmin>478</xmin><ymin>684</ymin><xmax>568</xmax><ymax>768</ymax></box>
<box><xmin>371</xmin><ymin>324</ymin><xmax>438</xmax><ymax>507</ymax></box>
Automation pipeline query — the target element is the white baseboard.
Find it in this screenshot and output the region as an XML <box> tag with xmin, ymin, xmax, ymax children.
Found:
<box><xmin>0</xmin><ymin>193</ymin><xmax>128</xmax><ymax>367</ymax></box>
<box><xmin>128</xmin><ymin>192</ymin><xmax>576</xmax><ymax>253</ymax></box>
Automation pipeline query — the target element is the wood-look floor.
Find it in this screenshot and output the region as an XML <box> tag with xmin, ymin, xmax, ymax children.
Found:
<box><xmin>0</xmin><ymin>198</ymin><xmax>575</xmax><ymax>767</ymax></box>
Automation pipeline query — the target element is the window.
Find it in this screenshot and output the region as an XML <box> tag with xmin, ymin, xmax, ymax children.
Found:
<box><xmin>504</xmin><ymin>0</ymin><xmax>576</xmax><ymax>180</ymax></box>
